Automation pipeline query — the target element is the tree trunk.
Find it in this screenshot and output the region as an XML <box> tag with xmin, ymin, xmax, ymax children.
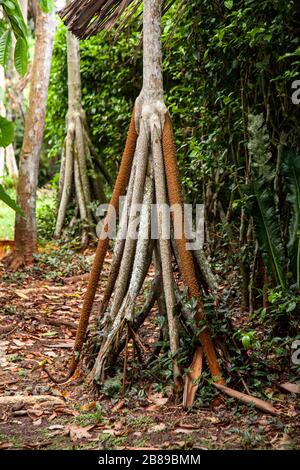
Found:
<box><xmin>55</xmin><ymin>1</ymin><xmax>108</xmax><ymax>242</ymax></box>
<box><xmin>5</xmin><ymin>5</ymin><xmax>56</xmax><ymax>269</ymax></box>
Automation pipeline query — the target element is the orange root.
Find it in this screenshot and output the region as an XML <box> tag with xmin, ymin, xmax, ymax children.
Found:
<box><xmin>162</xmin><ymin>113</ymin><xmax>224</xmax><ymax>383</ymax></box>
<box><xmin>45</xmin><ymin>109</ymin><xmax>138</xmax><ymax>382</ymax></box>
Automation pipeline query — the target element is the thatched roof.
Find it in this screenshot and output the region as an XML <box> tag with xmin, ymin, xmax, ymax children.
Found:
<box><xmin>59</xmin><ymin>0</ymin><xmax>177</xmax><ymax>39</ymax></box>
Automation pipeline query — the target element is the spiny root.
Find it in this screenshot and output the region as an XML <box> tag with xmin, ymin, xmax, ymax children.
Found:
<box><xmin>162</xmin><ymin>113</ymin><xmax>224</xmax><ymax>383</ymax></box>
<box><xmin>45</xmin><ymin>109</ymin><xmax>138</xmax><ymax>383</ymax></box>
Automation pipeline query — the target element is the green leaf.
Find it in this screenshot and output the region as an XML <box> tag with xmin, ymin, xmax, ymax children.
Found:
<box><xmin>3</xmin><ymin>0</ymin><xmax>28</xmax><ymax>40</ymax></box>
<box><xmin>0</xmin><ymin>30</ymin><xmax>12</xmax><ymax>68</ymax></box>
<box><xmin>248</xmin><ymin>178</ymin><xmax>286</xmax><ymax>289</ymax></box>
<box><xmin>0</xmin><ymin>184</ymin><xmax>23</xmax><ymax>214</ymax></box>
<box><xmin>282</xmin><ymin>152</ymin><xmax>300</xmax><ymax>286</ymax></box>
<box><xmin>39</xmin><ymin>0</ymin><xmax>55</xmax><ymax>13</ymax></box>
<box><xmin>0</xmin><ymin>116</ymin><xmax>14</xmax><ymax>147</ymax></box>
<box><xmin>224</xmin><ymin>0</ymin><xmax>233</xmax><ymax>9</ymax></box>
<box><xmin>14</xmin><ymin>36</ymin><xmax>28</xmax><ymax>77</ymax></box>
<box><xmin>241</xmin><ymin>335</ymin><xmax>251</xmax><ymax>349</ymax></box>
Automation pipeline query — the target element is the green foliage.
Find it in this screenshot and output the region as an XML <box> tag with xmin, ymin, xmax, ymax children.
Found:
<box><xmin>0</xmin><ymin>0</ymin><xmax>28</xmax><ymax>211</ymax></box>
<box><xmin>0</xmin><ymin>183</ymin><xmax>22</xmax><ymax>215</ymax></box>
<box><xmin>14</xmin><ymin>36</ymin><xmax>28</xmax><ymax>77</ymax></box>
<box><xmin>44</xmin><ymin>20</ymin><xmax>141</xmax><ymax>182</ymax></box>
<box><xmin>43</xmin><ymin>1</ymin><xmax>300</xmax><ymax>332</ymax></box>
<box><xmin>36</xmin><ymin>202</ymin><xmax>56</xmax><ymax>242</ymax></box>
<box><xmin>1</xmin><ymin>0</ymin><xmax>28</xmax><ymax>76</ymax></box>
<box><xmin>0</xmin><ymin>30</ymin><xmax>12</xmax><ymax>68</ymax></box>
<box><xmin>39</xmin><ymin>0</ymin><xmax>55</xmax><ymax>13</ymax></box>
<box><xmin>282</xmin><ymin>152</ymin><xmax>300</xmax><ymax>286</ymax></box>
<box><xmin>249</xmin><ymin>178</ymin><xmax>286</xmax><ymax>289</ymax></box>
<box><xmin>0</xmin><ymin>115</ymin><xmax>14</xmax><ymax>147</ymax></box>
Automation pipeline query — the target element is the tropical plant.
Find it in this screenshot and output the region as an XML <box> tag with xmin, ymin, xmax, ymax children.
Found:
<box><xmin>0</xmin><ymin>0</ymin><xmax>28</xmax><ymax>211</ymax></box>
<box><xmin>248</xmin><ymin>152</ymin><xmax>300</xmax><ymax>290</ymax></box>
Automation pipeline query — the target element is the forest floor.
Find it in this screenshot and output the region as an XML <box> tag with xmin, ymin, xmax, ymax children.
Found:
<box><xmin>0</xmin><ymin>245</ymin><xmax>299</xmax><ymax>450</ymax></box>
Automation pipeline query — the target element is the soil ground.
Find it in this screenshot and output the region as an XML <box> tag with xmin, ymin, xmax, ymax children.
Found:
<box><xmin>0</xmin><ymin>247</ymin><xmax>299</xmax><ymax>450</ymax></box>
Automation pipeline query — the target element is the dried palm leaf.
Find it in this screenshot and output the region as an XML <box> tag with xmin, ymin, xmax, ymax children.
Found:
<box><xmin>59</xmin><ymin>0</ymin><xmax>177</xmax><ymax>38</ymax></box>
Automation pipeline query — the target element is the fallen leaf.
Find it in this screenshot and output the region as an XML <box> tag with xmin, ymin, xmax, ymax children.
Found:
<box><xmin>33</xmin><ymin>418</ymin><xmax>42</xmax><ymax>426</ymax></box>
<box><xmin>27</xmin><ymin>408</ymin><xmax>44</xmax><ymax>418</ymax></box>
<box><xmin>69</xmin><ymin>425</ymin><xmax>94</xmax><ymax>441</ymax></box>
<box><xmin>48</xmin><ymin>424</ymin><xmax>65</xmax><ymax>431</ymax></box>
<box><xmin>112</xmin><ymin>400</ymin><xmax>125</xmax><ymax>412</ymax></box>
<box><xmin>206</xmin><ymin>416</ymin><xmax>221</xmax><ymax>424</ymax></box>
<box><xmin>178</xmin><ymin>421</ymin><xmax>200</xmax><ymax>430</ymax></box>
<box><xmin>148</xmin><ymin>393</ymin><xmax>168</xmax><ymax>407</ymax></box>
<box><xmin>174</xmin><ymin>427</ymin><xmax>195</xmax><ymax>434</ymax></box>
<box><xmin>149</xmin><ymin>423</ymin><xmax>166</xmax><ymax>432</ymax></box>
<box><xmin>0</xmin><ymin>442</ymin><xmax>13</xmax><ymax>449</ymax></box>
<box><xmin>54</xmin><ymin>407</ymin><xmax>79</xmax><ymax>416</ymax></box>
<box><xmin>15</xmin><ymin>290</ymin><xmax>29</xmax><ymax>300</ymax></box>
<box><xmin>276</xmin><ymin>382</ymin><xmax>300</xmax><ymax>394</ymax></box>
<box><xmin>80</xmin><ymin>401</ymin><xmax>97</xmax><ymax>412</ymax></box>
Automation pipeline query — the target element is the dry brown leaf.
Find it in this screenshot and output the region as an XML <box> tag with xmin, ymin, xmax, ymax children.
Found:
<box><xmin>178</xmin><ymin>421</ymin><xmax>200</xmax><ymax>430</ymax></box>
<box><xmin>206</xmin><ymin>416</ymin><xmax>221</xmax><ymax>423</ymax></box>
<box><xmin>112</xmin><ymin>399</ymin><xmax>125</xmax><ymax>412</ymax></box>
<box><xmin>69</xmin><ymin>424</ymin><xmax>94</xmax><ymax>441</ymax></box>
<box><xmin>174</xmin><ymin>427</ymin><xmax>195</xmax><ymax>434</ymax></box>
<box><xmin>15</xmin><ymin>290</ymin><xmax>30</xmax><ymax>300</ymax></box>
<box><xmin>27</xmin><ymin>408</ymin><xmax>44</xmax><ymax>418</ymax></box>
<box><xmin>149</xmin><ymin>423</ymin><xmax>166</xmax><ymax>432</ymax></box>
<box><xmin>0</xmin><ymin>442</ymin><xmax>13</xmax><ymax>449</ymax></box>
<box><xmin>32</xmin><ymin>418</ymin><xmax>42</xmax><ymax>426</ymax></box>
<box><xmin>54</xmin><ymin>407</ymin><xmax>79</xmax><ymax>416</ymax></box>
<box><xmin>48</xmin><ymin>424</ymin><xmax>65</xmax><ymax>430</ymax></box>
<box><xmin>276</xmin><ymin>382</ymin><xmax>300</xmax><ymax>394</ymax></box>
<box><xmin>147</xmin><ymin>393</ymin><xmax>168</xmax><ymax>407</ymax></box>
<box><xmin>80</xmin><ymin>401</ymin><xmax>97</xmax><ymax>412</ymax></box>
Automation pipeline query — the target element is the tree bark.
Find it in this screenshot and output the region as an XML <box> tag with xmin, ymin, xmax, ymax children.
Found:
<box><xmin>55</xmin><ymin>10</ymin><xmax>107</xmax><ymax>241</ymax></box>
<box><xmin>6</xmin><ymin>5</ymin><xmax>56</xmax><ymax>269</ymax></box>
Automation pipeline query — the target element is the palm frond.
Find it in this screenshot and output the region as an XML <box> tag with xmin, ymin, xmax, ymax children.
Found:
<box><xmin>248</xmin><ymin>178</ymin><xmax>286</xmax><ymax>289</ymax></box>
<box><xmin>59</xmin><ymin>0</ymin><xmax>177</xmax><ymax>39</ymax></box>
<box><xmin>282</xmin><ymin>151</ymin><xmax>300</xmax><ymax>286</ymax></box>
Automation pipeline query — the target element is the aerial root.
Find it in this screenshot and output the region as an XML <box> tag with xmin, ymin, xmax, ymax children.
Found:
<box><xmin>152</xmin><ymin>120</ymin><xmax>182</xmax><ymax>393</ymax></box>
<box><xmin>43</xmin><ymin>108</ymin><xmax>137</xmax><ymax>383</ymax></box>
<box><xmin>162</xmin><ymin>113</ymin><xmax>224</xmax><ymax>398</ymax></box>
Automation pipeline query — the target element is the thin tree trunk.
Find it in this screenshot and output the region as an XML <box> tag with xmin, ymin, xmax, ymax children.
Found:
<box><xmin>55</xmin><ymin>9</ymin><xmax>107</xmax><ymax>240</ymax></box>
<box><xmin>5</xmin><ymin>6</ymin><xmax>55</xmax><ymax>269</ymax></box>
